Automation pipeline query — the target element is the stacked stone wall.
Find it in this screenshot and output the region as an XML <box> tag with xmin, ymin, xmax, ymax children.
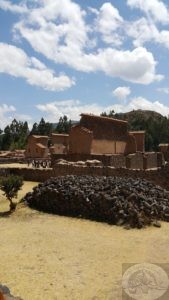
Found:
<box><xmin>143</xmin><ymin>152</ymin><xmax>157</xmax><ymax>169</ymax></box>
<box><xmin>52</xmin><ymin>152</ymin><xmax>164</xmax><ymax>169</ymax></box>
<box><xmin>8</xmin><ymin>168</ymin><xmax>54</xmax><ymax>182</ymax></box>
<box><xmin>2</xmin><ymin>163</ymin><xmax>169</xmax><ymax>191</ymax></box>
<box><xmin>125</xmin><ymin>152</ymin><xmax>144</xmax><ymax>169</ymax></box>
<box><xmin>110</xmin><ymin>154</ymin><xmax>126</xmax><ymax>168</ymax></box>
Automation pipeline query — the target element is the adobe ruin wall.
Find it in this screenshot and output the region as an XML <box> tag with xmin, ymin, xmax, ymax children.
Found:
<box><xmin>80</xmin><ymin>114</ymin><xmax>128</xmax><ymax>140</ymax></box>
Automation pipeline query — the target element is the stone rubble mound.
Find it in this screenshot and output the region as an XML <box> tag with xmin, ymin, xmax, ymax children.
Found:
<box><xmin>23</xmin><ymin>175</ymin><xmax>169</xmax><ymax>229</ymax></box>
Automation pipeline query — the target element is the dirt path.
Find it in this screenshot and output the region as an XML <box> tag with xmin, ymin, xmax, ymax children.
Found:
<box><xmin>0</xmin><ymin>182</ymin><xmax>169</xmax><ymax>299</ymax></box>
<box><xmin>1</xmin><ymin>210</ymin><xmax>169</xmax><ymax>300</ymax></box>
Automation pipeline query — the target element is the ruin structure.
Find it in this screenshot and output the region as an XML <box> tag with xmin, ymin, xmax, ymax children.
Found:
<box><xmin>25</xmin><ymin>135</ymin><xmax>49</xmax><ymax>158</ymax></box>
<box><xmin>69</xmin><ymin>114</ymin><xmax>145</xmax><ymax>155</ymax></box>
<box><xmin>129</xmin><ymin>131</ymin><xmax>145</xmax><ymax>152</ymax></box>
<box><xmin>25</xmin><ymin>114</ymin><xmax>163</xmax><ymax>171</ymax></box>
<box><xmin>50</xmin><ymin>133</ymin><xmax>69</xmax><ymax>155</ymax></box>
<box><xmin>25</xmin><ymin>114</ymin><xmax>146</xmax><ymax>159</ymax></box>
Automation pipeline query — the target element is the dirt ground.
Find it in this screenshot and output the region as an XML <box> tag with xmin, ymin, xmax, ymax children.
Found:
<box><xmin>0</xmin><ymin>163</ymin><xmax>49</xmax><ymax>169</ymax></box>
<box><xmin>0</xmin><ymin>182</ymin><xmax>169</xmax><ymax>300</ymax></box>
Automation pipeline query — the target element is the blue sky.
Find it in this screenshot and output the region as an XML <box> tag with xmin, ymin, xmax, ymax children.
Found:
<box><xmin>1</xmin><ymin>0</ymin><xmax>169</xmax><ymax>129</ymax></box>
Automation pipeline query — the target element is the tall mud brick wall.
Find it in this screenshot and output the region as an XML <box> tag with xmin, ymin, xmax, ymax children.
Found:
<box><xmin>130</xmin><ymin>131</ymin><xmax>145</xmax><ymax>152</ymax></box>
<box><xmin>80</xmin><ymin>114</ymin><xmax>129</xmax><ymax>155</ymax></box>
<box><xmin>69</xmin><ymin>126</ymin><xmax>93</xmax><ymax>154</ymax></box>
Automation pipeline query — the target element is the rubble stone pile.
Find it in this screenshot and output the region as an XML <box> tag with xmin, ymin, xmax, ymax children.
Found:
<box><xmin>23</xmin><ymin>175</ymin><xmax>169</xmax><ymax>229</ymax></box>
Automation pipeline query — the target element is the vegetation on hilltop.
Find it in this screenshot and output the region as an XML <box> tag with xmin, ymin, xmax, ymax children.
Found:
<box><xmin>101</xmin><ymin>109</ymin><xmax>169</xmax><ymax>151</ymax></box>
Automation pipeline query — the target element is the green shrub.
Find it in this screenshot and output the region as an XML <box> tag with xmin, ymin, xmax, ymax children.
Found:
<box><xmin>0</xmin><ymin>175</ymin><xmax>23</xmax><ymax>211</ymax></box>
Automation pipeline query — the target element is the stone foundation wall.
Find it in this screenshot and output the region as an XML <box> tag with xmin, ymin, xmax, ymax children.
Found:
<box><xmin>143</xmin><ymin>152</ymin><xmax>157</xmax><ymax>169</ymax></box>
<box><xmin>126</xmin><ymin>152</ymin><xmax>144</xmax><ymax>169</ymax></box>
<box><xmin>52</xmin><ymin>152</ymin><xmax>163</xmax><ymax>169</ymax></box>
<box><xmin>51</xmin><ymin>153</ymin><xmax>114</xmax><ymax>166</ymax></box>
<box><xmin>110</xmin><ymin>154</ymin><xmax>126</xmax><ymax>168</ymax></box>
<box><xmin>3</xmin><ymin>163</ymin><xmax>169</xmax><ymax>191</ymax></box>
<box><xmin>7</xmin><ymin>168</ymin><xmax>54</xmax><ymax>182</ymax></box>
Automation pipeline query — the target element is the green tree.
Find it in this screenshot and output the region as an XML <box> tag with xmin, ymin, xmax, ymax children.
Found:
<box><xmin>30</xmin><ymin>118</ymin><xmax>53</xmax><ymax>136</ymax></box>
<box><xmin>38</xmin><ymin>118</ymin><xmax>53</xmax><ymax>135</ymax></box>
<box><xmin>0</xmin><ymin>175</ymin><xmax>23</xmax><ymax>211</ymax></box>
<box><xmin>2</xmin><ymin>125</ymin><xmax>12</xmax><ymax>150</ymax></box>
<box><xmin>101</xmin><ymin>109</ymin><xmax>169</xmax><ymax>151</ymax></box>
<box><xmin>30</xmin><ymin>122</ymin><xmax>39</xmax><ymax>135</ymax></box>
<box><xmin>101</xmin><ymin>110</ymin><xmax>115</xmax><ymax>117</ymax></box>
<box><xmin>55</xmin><ymin>115</ymin><xmax>72</xmax><ymax>133</ymax></box>
<box><xmin>1</xmin><ymin>119</ymin><xmax>29</xmax><ymax>150</ymax></box>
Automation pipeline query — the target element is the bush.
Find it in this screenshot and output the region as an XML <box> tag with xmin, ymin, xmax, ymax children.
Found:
<box><xmin>0</xmin><ymin>175</ymin><xmax>23</xmax><ymax>211</ymax></box>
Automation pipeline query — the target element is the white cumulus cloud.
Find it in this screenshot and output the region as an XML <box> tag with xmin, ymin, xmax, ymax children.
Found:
<box><xmin>0</xmin><ymin>0</ymin><xmax>28</xmax><ymax>13</ymax></box>
<box><xmin>10</xmin><ymin>0</ymin><xmax>162</xmax><ymax>84</ymax></box>
<box><xmin>157</xmin><ymin>87</ymin><xmax>169</xmax><ymax>94</ymax></box>
<box><xmin>36</xmin><ymin>96</ymin><xmax>169</xmax><ymax>123</ymax></box>
<box><xmin>127</xmin><ymin>0</ymin><xmax>169</xmax><ymax>24</ymax></box>
<box><xmin>112</xmin><ymin>86</ymin><xmax>131</xmax><ymax>101</ymax></box>
<box><xmin>95</xmin><ymin>2</ymin><xmax>123</xmax><ymax>46</ymax></box>
<box><xmin>107</xmin><ymin>97</ymin><xmax>169</xmax><ymax>116</ymax></box>
<box><xmin>0</xmin><ymin>104</ymin><xmax>16</xmax><ymax>129</ymax></box>
<box><xmin>36</xmin><ymin>100</ymin><xmax>106</xmax><ymax>122</ymax></box>
<box><xmin>126</xmin><ymin>17</ymin><xmax>169</xmax><ymax>48</ymax></box>
<box><xmin>0</xmin><ymin>43</ymin><xmax>75</xmax><ymax>91</ymax></box>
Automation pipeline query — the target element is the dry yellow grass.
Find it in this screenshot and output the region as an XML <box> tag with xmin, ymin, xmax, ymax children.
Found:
<box><xmin>0</xmin><ymin>181</ymin><xmax>38</xmax><ymax>212</ymax></box>
<box><xmin>0</xmin><ymin>182</ymin><xmax>169</xmax><ymax>299</ymax></box>
<box><xmin>0</xmin><ymin>163</ymin><xmax>51</xmax><ymax>169</ymax></box>
<box><xmin>0</xmin><ymin>163</ymin><xmax>31</xmax><ymax>169</ymax></box>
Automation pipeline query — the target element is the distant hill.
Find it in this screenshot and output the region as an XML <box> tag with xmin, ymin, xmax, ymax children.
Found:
<box><xmin>115</xmin><ymin>109</ymin><xmax>164</xmax><ymax>123</ymax></box>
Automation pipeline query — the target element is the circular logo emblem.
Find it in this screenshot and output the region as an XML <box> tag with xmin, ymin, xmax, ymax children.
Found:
<box><xmin>122</xmin><ymin>263</ymin><xmax>169</xmax><ymax>300</ymax></box>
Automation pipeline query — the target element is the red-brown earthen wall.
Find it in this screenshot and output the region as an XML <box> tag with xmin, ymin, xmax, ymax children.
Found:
<box><xmin>91</xmin><ymin>139</ymin><xmax>116</xmax><ymax>154</ymax></box>
<box><xmin>69</xmin><ymin>126</ymin><xmax>93</xmax><ymax>154</ymax></box>
<box><xmin>51</xmin><ymin>134</ymin><xmax>69</xmax><ymax>146</ymax></box>
<box><xmin>80</xmin><ymin>115</ymin><xmax>128</xmax><ymax>140</ymax></box>
<box><xmin>124</xmin><ymin>134</ymin><xmax>137</xmax><ymax>154</ymax></box>
<box><xmin>130</xmin><ymin>132</ymin><xmax>145</xmax><ymax>152</ymax></box>
<box><xmin>25</xmin><ymin>136</ymin><xmax>49</xmax><ymax>158</ymax></box>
